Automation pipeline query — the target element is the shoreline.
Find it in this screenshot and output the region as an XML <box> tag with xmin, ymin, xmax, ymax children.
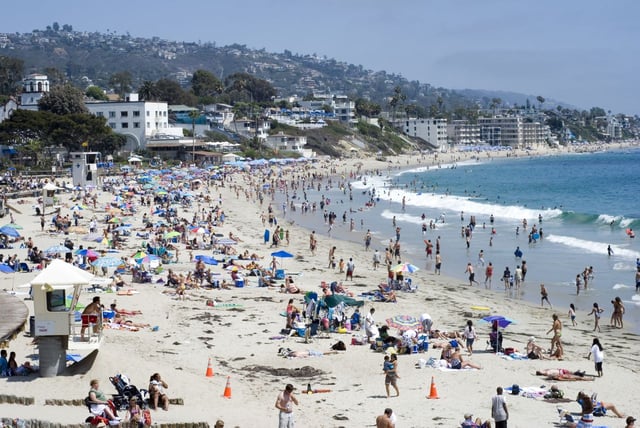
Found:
<box><xmin>0</xmin><ymin>143</ymin><xmax>638</xmax><ymax>427</ymax></box>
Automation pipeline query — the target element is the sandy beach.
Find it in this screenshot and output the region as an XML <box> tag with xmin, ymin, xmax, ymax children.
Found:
<box><xmin>0</xmin><ymin>144</ymin><xmax>638</xmax><ymax>427</ymax></box>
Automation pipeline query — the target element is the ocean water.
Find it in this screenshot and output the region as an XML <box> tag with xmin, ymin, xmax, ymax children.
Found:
<box><xmin>278</xmin><ymin>148</ymin><xmax>640</xmax><ymax>334</ymax></box>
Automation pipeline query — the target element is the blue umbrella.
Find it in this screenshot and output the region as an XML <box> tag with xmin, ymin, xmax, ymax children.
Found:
<box><xmin>45</xmin><ymin>245</ymin><xmax>72</xmax><ymax>255</ymax></box>
<box><xmin>481</xmin><ymin>315</ymin><xmax>515</xmax><ymax>328</ymax></box>
<box><xmin>0</xmin><ymin>226</ymin><xmax>20</xmax><ymax>238</ymax></box>
<box><xmin>194</xmin><ymin>255</ymin><xmax>218</xmax><ymax>265</ymax></box>
<box><xmin>271</xmin><ymin>250</ymin><xmax>294</xmax><ymax>258</ymax></box>
<box><xmin>92</xmin><ymin>257</ymin><xmax>123</xmax><ymax>268</ymax></box>
<box><xmin>0</xmin><ymin>264</ymin><xmax>14</xmax><ymax>273</ymax></box>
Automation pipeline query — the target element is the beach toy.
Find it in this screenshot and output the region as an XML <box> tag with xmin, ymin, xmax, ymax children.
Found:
<box><xmin>205</xmin><ymin>358</ymin><xmax>214</xmax><ymax>377</ymax></box>
<box><xmin>470</xmin><ymin>306</ymin><xmax>490</xmax><ymax>311</ymax></box>
<box><xmin>151</xmin><ymin>326</ymin><xmax>159</xmax><ymax>331</ymax></box>
<box><xmin>427</xmin><ymin>376</ymin><xmax>440</xmax><ymax>399</ymax></box>
<box><xmin>223</xmin><ymin>376</ymin><xmax>232</xmax><ymax>399</ymax></box>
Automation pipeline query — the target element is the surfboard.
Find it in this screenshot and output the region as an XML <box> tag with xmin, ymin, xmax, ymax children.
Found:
<box><xmin>470</xmin><ymin>306</ymin><xmax>490</xmax><ymax>311</ymax></box>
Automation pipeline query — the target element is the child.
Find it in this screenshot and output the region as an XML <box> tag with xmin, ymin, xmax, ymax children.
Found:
<box><xmin>338</xmin><ymin>258</ymin><xmax>345</xmax><ymax>273</ymax></box>
<box><xmin>125</xmin><ymin>398</ymin><xmax>144</xmax><ymax>428</ymax></box>
<box><xmin>568</xmin><ymin>303</ymin><xmax>577</xmax><ymax>326</ymax></box>
<box><xmin>587</xmin><ymin>302</ymin><xmax>604</xmax><ymax>332</ymax></box>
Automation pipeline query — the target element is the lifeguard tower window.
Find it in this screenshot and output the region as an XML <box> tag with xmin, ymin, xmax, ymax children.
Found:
<box><xmin>46</xmin><ymin>289</ymin><xmax>68</xmax><ymax>312</ymax></box>
<box><xmin>85</xmin><ymin>154</ymin><xmax>98</xmax><ymax>164</ymax></box>
<box><xmin>86</xmin><ymin>171</ymin><xmax>92</xmax><ymax>181</ymax></box>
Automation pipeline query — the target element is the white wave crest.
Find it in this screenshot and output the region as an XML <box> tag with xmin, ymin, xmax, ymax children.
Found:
<box><xmin>546</xmin><ymin>235</ymin><xmax>640</xmax><ymax>260</ymax></box>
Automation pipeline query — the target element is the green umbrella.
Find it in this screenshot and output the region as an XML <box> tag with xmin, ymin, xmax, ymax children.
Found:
<box><xmin>164</xmin><ymin>231</ymin><xmax>181</xmax><ymax>239</ymax></box>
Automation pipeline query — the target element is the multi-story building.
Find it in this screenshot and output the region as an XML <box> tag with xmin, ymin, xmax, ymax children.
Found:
<box><xmin>447</xmin><ymin>120</ymin><xmax>481</xmax><ymax>146</ymax></box>
<box><xmin>478</xmin><ymin>115</ymin><xmax>550</xmax><ymax>148</ymax></box>
<box><xmin>400</xmin><ymin>118</ymin><xmax>448</xmax><ymax>149</ymax></box>
<box><xmin>264</xmin><ymin>132</ymin><xmax>312</xmax><ymax>157</ymax></box>
<box><xmin>0</xmin><ymin>97</ymin><xmax>17</xmax><ymax>124</ymax></box>
<box><xmin>19</xmin><ymin>74</ymin><xmax>50</xmax><ymax>110</ymax></box>
<box><xmin>85</xmin><ymin>93</ymin><xmax>182</xmax><ymax>152</ymax></box>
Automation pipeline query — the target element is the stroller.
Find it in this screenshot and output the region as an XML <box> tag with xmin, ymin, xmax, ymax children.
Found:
<box><xmin>109</xmin><ymin>373</ymin><xmax>149</xmax><ymax>410</ymax></box>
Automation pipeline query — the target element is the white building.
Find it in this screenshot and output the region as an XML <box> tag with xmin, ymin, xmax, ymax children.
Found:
<box><xmin>478</xmin><ymin>116</ymin><xmax>550</xmax><ymax>148</ymax></box>
<box><xmin>0</xmin><ymin>97</ymin><xmax>18</xmax><ymax>124</ymax></box>
<box><xmin>20</xmin><ymin>74</ymin><xmax>50</xmax><ymax>110</ymax></box>
<box><xmin>401</xmin><ymin>118</ymin><xmax>448</xmax><ymax>149</ymax></box>
<box><xmin>85</xmin><ymin>93</ymin><xmax>182</xmax><ymax>152</ymax></box>
<box><xmin>447</xmin><ymin>120</ymin><xmax>482</xmax><ymax>146</ymax></box>
<box><xmin>264</xmin><ymin>132</ymin><xmax>312</xmax><ymax>157</ymax></box>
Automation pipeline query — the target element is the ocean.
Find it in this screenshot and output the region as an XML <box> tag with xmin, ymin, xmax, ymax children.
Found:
<box><xmin>278</xmin><ymin>148</ymin><xmax>640</xmax><ymax>334</ymax></box>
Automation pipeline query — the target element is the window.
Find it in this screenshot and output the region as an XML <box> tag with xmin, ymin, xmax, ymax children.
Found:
<box><xmin>96</xmin><ymin>112</ymin><xmax>104</xmax><ymax>117</ymax></box>
<box><xmin>121</xmin><ymin>122</ymin><xmax>129</xmax><ymax>129</ymax></box>
<box><xmin>133</xmin><ymin>122</ymin><xmax>140</xmax><ymax>128</ymax></box>
<box><xmin>109</xmin><ymin>111</ymin><xmax>116</xmax><ymax>118</ymax></box>
<box><xmin>133</xmin><ymin>110</ymin><xmax>140</xmax><ymax>117</ymax></box>
<box><xmin>146</xmin><ymin>111</ymin><xmax>150</xmax><ymax>117</ymax></box>
<box><xmin>120</xmin><ymin>111</ymin><xmax>128</xmax><ymax>118</ymax></box>
<box><xmin>146</xmin><ymin>122</ymin><xmax>150</xmax><ymax>128</ymax></box>
<box><xmin>46</xmin><ymin>289</ymin><xmax>67</xmax><ymax>312</ymax></box>
<box><xmin>109</xmin><ymin>122</ymin><xmax>116</xmax><ymax>129</ymax></box>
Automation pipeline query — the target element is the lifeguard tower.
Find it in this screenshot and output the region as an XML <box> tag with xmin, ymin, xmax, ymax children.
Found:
<box><xmin>31</xmin><ymin>260</ymin><xmax>101</xmax><ymax>377</ymax></box>
<box><xmin>70</xmin><ymin>152</ymin><xmax>101</xmax><ymax>188</ymax></box>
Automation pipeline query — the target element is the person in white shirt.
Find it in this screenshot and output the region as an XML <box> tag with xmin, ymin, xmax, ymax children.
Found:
<box><xmin>587</xmin><ymin>337</ymin><xmax>604</xmax><ymax>377</ymax></box>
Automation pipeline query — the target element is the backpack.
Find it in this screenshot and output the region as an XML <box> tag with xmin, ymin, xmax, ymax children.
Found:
<box><xmin>511</xmin><ymin>384</ymin><xmax>520</xmax><ymax>395</ymax></box>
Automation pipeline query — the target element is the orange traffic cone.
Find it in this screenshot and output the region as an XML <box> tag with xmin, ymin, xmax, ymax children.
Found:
<box><xmin>205</xmin><ymin>358</ymin><xmax>214</xmax><ymax>377</ymax></box>
<box><xmin>427</xmin><ymin>376</ymin><xmax>439</xmax><ymax>399</ymax></box>
<box><xmin>223</xmin><ymin>376</ymin><xmax>232</xmax><ymax>399</ymax></box>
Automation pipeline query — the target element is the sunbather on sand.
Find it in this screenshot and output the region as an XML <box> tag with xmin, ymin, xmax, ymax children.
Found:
<box><xmin>535</xmin><ymin>368</ymin><xmax>594</xmax><ymax>380</ymax></box>
<box><xmin>278</xmin><ymin>348</ymin><xmax>339</xmax><ymax>358</ymax></box>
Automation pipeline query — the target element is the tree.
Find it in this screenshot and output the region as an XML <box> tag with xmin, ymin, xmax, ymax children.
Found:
<box><xmin>536</xmin><ymin>96</ymin><xmax>545</xmax><ymax>110</ymax></box>
<box><xmin>191</xmin><ymin>70</ymin><xmax>223</xmax><ymax>99</ymax></box>
<box><xmin>0</xmin><ymin>56</ymin><xmax>24</xmax><ymax>96</ymax></box>
<box><xmin>224</xmin><ymin>72</ymin><xmax>276</xmax><ymax>104</ymax></box>
<box><xmin>490</xmin><ymin>98</ymin><xmax>502</xmax><ymax>111</ymax></box>
<box><xmin>138</xmin><ymin>80</ymin><xmax>157</xmax><ymax>101</ymax></box>
<box><xmin>85</xmin><ymin>85</ymin><xmax>108</xmax><ymax>101</ymax></box>
<box><xmin>52</xmin><ymin>22</ymin><xmax>60</xmax><ymax>32</ymax></box>
<box><xmin>38</xmin><ymin>84</ymin><xmax>88</xmax><ymax>115</ymax></box>
<box><xmin>154</xmin><ymin>78</ymin><xmax>197</xmax><ymax>105</ymax></box>
<box><xmin>43</xmin><ymin>67</ymin><xmax>66</xmax><ymax>87</ymax></box>
<box><xmin>109</xmin><ymin>71</ymin><xmax>133</xmax><ymax>99</ymax></box>
<box><xmin>389</xmin><ymin>86</ymin><xmax>406</xmax><ymax>121</ymax></box>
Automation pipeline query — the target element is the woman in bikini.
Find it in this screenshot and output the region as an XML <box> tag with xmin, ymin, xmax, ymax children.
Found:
<box><xmin>546</xmin><ymin>314</ymin><xmax>563</xmax><ymax>356</ymax></box>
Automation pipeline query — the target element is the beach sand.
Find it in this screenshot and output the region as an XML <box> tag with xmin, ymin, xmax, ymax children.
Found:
<box><xmin>0</xmin><ymin>145</ymin><xmax>638</xmax><ymax>427</ymax></box>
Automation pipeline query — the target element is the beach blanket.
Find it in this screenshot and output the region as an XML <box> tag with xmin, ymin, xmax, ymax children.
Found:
<box><xmin>500</xmin><ymin>352</ymin><xmax>529</xmax><ymax>361</ymax></box>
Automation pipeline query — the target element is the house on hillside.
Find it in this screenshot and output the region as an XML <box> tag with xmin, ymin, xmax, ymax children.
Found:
<box><xmin>0</xmin><ymin>97</ymin><xmax>18</xmax><ymax>124</ymax></box>
<box><xmin>264</xmin><ymin>132</ymin><xmax>313</xmax><ymax>157</ymax></box>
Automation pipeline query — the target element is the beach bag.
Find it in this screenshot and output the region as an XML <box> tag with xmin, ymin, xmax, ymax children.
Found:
<box><xmin>331</xmin><ymin>340</ymin><xmax>346</xmax><ymax>351</ymax></box>
<box><xmin>504</xmin><ymin>347</ymin><xmax>515</xmax><ymax>355</ymax></box>
<box><xmin>143</xmin><ymin>408</ymin><xmax>152</xmax><ymax>426</ymax></box>
<box><xmin>511</xmin><ymin>384</ymin><xmax>520</xmax><ymax>395</ymax></box>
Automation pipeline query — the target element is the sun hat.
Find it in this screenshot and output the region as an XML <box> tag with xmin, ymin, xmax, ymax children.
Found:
<box><xmin>464</xmin><ymin>413</ymin><xmax>473</xmax><ymax>419</ymax></box>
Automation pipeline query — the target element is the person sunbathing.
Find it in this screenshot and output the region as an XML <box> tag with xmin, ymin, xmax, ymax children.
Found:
<box><xmin>110</xmin><ymin>303</ymin><xmax>142</xmax><ymax>316</ymax></box>
<box><xmin>535</xmin><ymin>368</ymin><xmax>594</xmax><ymax>381</ymax></box>
<box><xmin>449</xmin><ymin>349</ymin><xmax>482</xmax><ymax>370</ymax></box>
<box><xmin>526</xmin><ymin>337</ymin><xmax>563</xmax><ymax>359</ymax></box>
<box><xmin>278</xmin><ymin>348</ymin><xmax>339</xmax><ymax>358</ymax></box>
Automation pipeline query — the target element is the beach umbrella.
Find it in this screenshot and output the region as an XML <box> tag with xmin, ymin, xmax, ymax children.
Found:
<box><xmin>113</xmin><ymin>226</ymin><xmax>131</xmax><ymax>232</ymax></box>
<box><xmin>137</xmin><ymin>254</ymin><xmax>161</xmax><ymax>264</ymax></box>
<box><xmin>75</xmin><ymin>248</ymin><xmax>99</xmax><ymax>258</ymax></box>
<box><xmin>0</xmin><ymin>264</ymin><xmax>15</xmax><ymax>273</ymax></box>
<box><xmin>70</xmin><ymin>205</ymin><xmax>86</xmax><ymax>212</ymax></box>
<box><xmin>385</xmin><ymin>315</ymin><xmax>422</xmax><ymax>332</ymax></box>
<box><xmin>92</xmin><ymin>257</ymin><xmax>123</xmax><ymax>268</ymax></box>
<box><xmin>1</xmin><ymin>223</ymin><xmax>22</xmax><ymax>230</ymax></box>
<box><xmin>271</xmin><ymin>250</ymin><xmax>294</xmax><ymax>268</ymax></box>
<box><xmin>132</xmin><ymin>251</ymin><xmax>148</xmax><ymax>260</ymax></box>
<box><xmin>481</xmin><ymin>315</ymin><xmax>514</xmax><ymax>328</ymax></box>
<box><xmin>163</xmin><ymin>231</ymin><xmax>181</xmax><ymax>239</ymax></box>
<box><xmin>0</xmin><ymin>225</ymin><xmax>20</xmax><ymax>238</ymax></box>
<box><xmin>108</xmin><ymin>217</ymin><xmax>123</xmax><ymax>224</ymax></box>
<box><xmin>45</xmin><ymin>244</ymin><xmax>72</xmax><ymax>255</ymax></box>
<box><xmin>391</xmin><ymin>263</ymin><xmax>420</xmax><ymax>274</ymax></box>
<box><xmin>194</xmin><ymin>255</ymin><xmax>218</xmax><ymax>265</ymax></box>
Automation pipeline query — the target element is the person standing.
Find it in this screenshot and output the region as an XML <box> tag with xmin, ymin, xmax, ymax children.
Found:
<box><xmin>611</xmin><ymin>296</ymin><xmax>625</xmax><ymax>328</ymax></box>
<box><xmin>635</xmin><ymin>266</ymin><xmax>640</xmax><ymax>293</ymax></box>
<box><xmin>346</xmin><ymin>258</ymin><xmax>355</xmax><ymax>280</ymax></box>
<box><xmin>365</xmin><ymin>308</ymin><xmax>377</xmax><ymax>341</ymax></box>
<box><xmin>568</xmin><ymin>303</ymin><xmax>578</xmax><ymax>326</ymax></box>
<box><xmin>587</xmin><ymin>337</ymin><xmax>604</xmax><ymax>377</ymax></box>
<box><xmin>275</xmin><ymin>384</ymin><xmax>298</xmax><ymax>428</ymax></box>
<box><xmin>463</xmin><ymin>320</ymin><xmax>476</xmax><ymax>355</ymax></box>
<box><xmin>382</xmin><ymin>355</ymin><xmax>399</xmax><ymax>398</ymax></box>
<box><xmin>434</xmin><ymin>251</ymin><xmax>442</xmax><ymax>275</ymax></box>
<box><xmin>491</xmin><ymin>386</ymin><xmax>509</xmax><ymax>428</ymax></box>
<box><xmin>376</xmin><ymin>408</ymin><xmax>395</xmax><ymax>428</ymax></box>
<box><xmin>372</xmin><ymin>249</ymin><xmax>381</xmax><ymax>270</ymax></box>
<box><xmin>546</xmin><ymin>314</ymin><xmax>563</xmax><ymax>356</ymax></box>
<box><xmin>364</xmin><ymin>230</ymin><xmax>372</xmax><ymax>251</ymax></box>
<box><xmin>587</xmin><ymin>302</ymin><xmax>604</xmax><ymax>332</ymax></box>
<box><xmin>484</xmin><ymin>262</ymin><xmax>493</xmax><ymax>288</ymax></box>
<box><xmin>540</xmin><ymin>284</ymin><xmax>552</xmax><ymax>308</ymax></box>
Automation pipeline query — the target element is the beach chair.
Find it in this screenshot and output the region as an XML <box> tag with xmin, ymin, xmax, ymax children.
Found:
<box><xmin>401</xmin><ymin>278</ymin><xmax>417</xmax><ymax>292</ymax></box>
<box><xmin>275</xmin><ymin>269</ymin><xmax>286</xmax><ymax>280</ymax></box>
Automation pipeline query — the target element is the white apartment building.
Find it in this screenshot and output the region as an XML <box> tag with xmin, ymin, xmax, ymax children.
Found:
<box><xmin>401</xmin><ymin>118</ymin><xmax>448</xmax><ymax>149</ymax></box>
<box><xmin>478</xmin><ymin>116</ymin><xmax>524</xmax><ymax>147</ymax></box>
<box><xmin>85</xmin><ymin>93</ymin><xmax>182</xmax><ymax>152</ymax></box>
<box><xmin>0</xmin><ymin>98</ymin><xmax>18</xmax><ymax>124</ymax></box>
<box><xmin>478</xmin><ymin>116</ymin><xmax>550</xmax><ymax>148</ymax></box>
<box><xmin>447</xmin><ymin>120</ymin><xmax>482</xmax><ymax>146</ymax></box>
<box><xmin>297</xmin><ymin>93</ymin><xmax>356</xmax><ymax>124</ymax></box>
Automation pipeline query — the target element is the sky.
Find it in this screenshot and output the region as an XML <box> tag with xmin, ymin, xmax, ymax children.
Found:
<box><xmin>3</xmin><ymin>0</ymin><xmax>639</xmax><ymax>114</ymax></box>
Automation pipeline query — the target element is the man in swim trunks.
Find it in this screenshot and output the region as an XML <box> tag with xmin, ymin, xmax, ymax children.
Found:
<box><xmin>81</xmin><ymin>296</ymin><xmax>102</xmax><ymax>341</ymax></box>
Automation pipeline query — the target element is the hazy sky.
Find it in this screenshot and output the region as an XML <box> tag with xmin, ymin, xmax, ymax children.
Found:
<box><xmin>3</xmin><ymin>0</ymin><xmax>639</xmax><ymax>114</ymax></box>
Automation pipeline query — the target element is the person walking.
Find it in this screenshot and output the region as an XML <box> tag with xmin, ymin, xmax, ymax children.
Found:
<box><xmin>546</xmin><ymin>314</ymin><xmax>563</xmax><ymax>356</ymax></box>
<box><xmin>275</xmin><ymin>384</ymin><xmax>298</xmax><ymax>428</ymax></box>
<box><xmin>587</xmin><ymin>337</ymin><xmax>604</xmax><ymax>377</ymax></box>
<box><xmin>587</xmin><ymin>302</ymin><xmax>604</xmax><ymax>332</ymax></box>
<box><xmin>463</xmin><ymin>320</ymin><xmax>476</xmax><ymax>355</ymax></box>
<box><xmin>568</xmin><ymin>303</ymin><xmax>578</xmax><ymax>326</ymax></box>
<box><xmin>491</xmin><ymin>386</ymin><xmax>509</xmax><ymax>428</ymax></box>
<box><xmin>540</xmin><ymin>284</ymin><xmax>552</xmax><ymax>308</ymax></box>
<box><xmin>484</xmin><ymin>262</ymin><xmax>493</xmax><ymax>288</ymax></box>
<box><xmin>382</xmin><ymin>355</ymin><xmax>399</xmax><ymax>398</ymax></box>
<box><xmin>465</xmin><ymin>263</ymin><xmax>479</xmax><ymax>286</ymax></box>
<box><xmin>345</xmin><ymin>258</ymin><xmax>355</xmax><ymax>280</ymax></box>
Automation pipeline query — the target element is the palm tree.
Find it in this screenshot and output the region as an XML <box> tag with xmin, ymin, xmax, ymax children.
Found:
<box><xmin>138</xmin><ymin>81</ymin><xmax>156</xmax><ymax>101</ymax></box>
